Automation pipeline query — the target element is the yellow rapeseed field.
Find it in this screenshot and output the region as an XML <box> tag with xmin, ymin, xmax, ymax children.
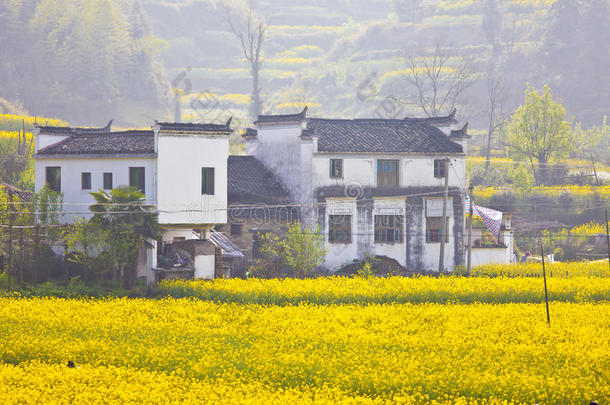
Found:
<box><xmin>0</xmin><ymin>297</ymin><xmax>609</xmax><ymax>404</ymax></box>
<box><xmin>161</xmin><ymin>274</ymin><xmax>610</xmax><ymax>305</ymax></box>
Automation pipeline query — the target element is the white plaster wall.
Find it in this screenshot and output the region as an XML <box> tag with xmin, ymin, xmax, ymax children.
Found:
<box><xmin>161</xmin><ymin>229</ymin><xmax>198</xmax><ymax>243</ymax></box>
<box><xmin>311</xmin><ymin>155</ymin><xmax>466</xmax><ymax>189</ymax></box>
<box><xmin>157</xmin><ymin>134</ymin><xmax>228</xmax><ymax>226</ymax></box>
<box><xmin>324</xmin><ymin>198</ymin><xmax>359</xmax><ymax>270</ymax></box>
<box><xmin>194</xmin><ymin>255</ymin><xmax>215</xmax><ymax>279</ymax></box>
<box><xmin>470</xmin><ymin>248</ymin><xmax>509</xmax><ymax>267</ymax></box>
<box><xmin>34</xmin><ymin>157</ymin><xmax>155</xmax><ymax>223</ymax></box>
<box><xmin>37</xmin><ymin>134</ymin><xmax>69</xmax><ymax>152</ymax></box>
<box><xmin>253</xmin><ymin>123</ymin><xmax>310</xmax><ymax>206</ymax></box>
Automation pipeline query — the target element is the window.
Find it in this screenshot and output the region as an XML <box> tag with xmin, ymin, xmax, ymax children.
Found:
<box><xmin>45</xmin><ymin>167</ymin><xmax>61</xmax><ymax>192</ymax></box>
<box><xmin>434</xmin><ymin>159</ymin><xmax>447</xmax><ymax>179</ymax></box>
<box><xmin>129</xmin><ymin>167</ymin><xmax>145</xmax><ymax>193</ymax></box>
<box><xmin>230</xmin><ymin>224</ymin><xmax>243</xmax><ymax>236</ymax></box>
<box><xmin>81</xmin><ymin>172</ymin><xmax>91</xmax><ymax>190</ymax></box>
<box><xmin>329</xmin><ymin>159</ymin><xmax>343</xmax><ymax>178</ymax></box>
<box><xmin>103</xmin><ymin>173</ymin><xmax>113</xmax><ymax>190</ymax></box>
<box><xmin>374</xmin><ymin>215</ymin><xmax>403</xmax><ymax>243</ymax></box>
<box><xmin>426</xmin><ymin>217</ymin><xmax>450</xmax><ymax>243</ymax></box>
<box><xmin>201</xmin><ymin>167</ymin><xmax>215</xmax><ymax>195</ymax></box>
<box><xmin>329</xmin><ymin>215</ymin><xmax>352</xmax><ymax>244</ymax></box>
<box><xmin>377</xmin><ymin>160</ymin><xmax>399</xmax><ymax>187</ymax></box>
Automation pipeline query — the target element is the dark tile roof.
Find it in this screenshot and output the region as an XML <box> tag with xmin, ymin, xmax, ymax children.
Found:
<box><xmin>242</xmin><ymin>128</ymin><xmax>258</xmax><ymax>139</ymax></box>
<box><xmin>157</xmin><ymin>118</ymin><xmax>232</xmax><ymax>133</ymax></box>
<box><xmin>228</xmin><ymin>156</ymin><xmax>289</xmax><ymax>203</ymax></box>
<box><xmin>307</xmin><ymin>118</ymin><xmax>463</xmax><ymax>154</ymax></box>
<box><xmin>36</xmin><ymin>130</ymin><xmax>154</xmax><ymax>155</ymax></box>
<box><xmin>0</xmin><ymin>183</ymin><xmax>34</xmax><ymax>202</ymax></box>
<box><xmin>37</xmin><ymin>120</ymin><xmax>113</xmax><ymax>135</ymax></box>
<box><xmin>254</xmin><ymin>106</ymin><xmax>307</xmax><ymax>124</ymax></box>
<box><xmin>404</xmin><ymin>108</ymin><xmax>458</xmax><ymax>126</ymax></box>
<box><xmin>449</xmin><ymin>123</ymin><xmax>471</xmax><ymax>140</ymax></box>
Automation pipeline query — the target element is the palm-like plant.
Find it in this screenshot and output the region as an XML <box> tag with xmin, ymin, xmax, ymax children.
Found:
<box><xmin>89</xmin><ymin>186</ymin><xmax>159</xmax><ymax>288</ymax></box>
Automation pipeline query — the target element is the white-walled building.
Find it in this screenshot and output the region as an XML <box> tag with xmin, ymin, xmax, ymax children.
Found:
<box><xmin>33</xmin><ymin>120</ymin><xmax>232</xmax><ymax>279</ymax></box>
<box><xmin>245</xmin><ymin>107</ymin><xmax>470</xmax><ymax>271</ymax></box>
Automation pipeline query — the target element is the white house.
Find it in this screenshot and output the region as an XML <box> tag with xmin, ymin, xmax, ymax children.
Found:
<box><xmin>245</xmin><ymin>107</ymin><xmax>470</xmax><ymax>271</ymax></box>
<box><xmin>33</xmin><ymin>119</ymin><xmax>232</xmax><ymax>279</ymax></box>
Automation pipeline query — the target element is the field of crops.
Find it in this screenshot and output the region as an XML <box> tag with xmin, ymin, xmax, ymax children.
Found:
<box><xmin>161</xmin><ymin>273</ymin><xmax>610</xmax><ymax>305</ymax></box>
<box><xmin>1</xmin><ymin>268</ymin><xmax>609</xmax><ymax>404</ymax></box>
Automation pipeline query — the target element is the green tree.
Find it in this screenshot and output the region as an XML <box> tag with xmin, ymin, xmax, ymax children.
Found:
<box><xmin>508</xmin><ymin>86</ymin><xmax>573</xmax><ymax>185</ymax></box>
<box><xmin>89</xmin><ymin>186</ymin><xmax>158</xmax><ymax>289</ymax></box>
<box><xmin>249</xmin><ymin>222</ymin><xmax>327</xmax><ymax>278</ymax></box>
<box><xmin>282</xmin><ymin>222</ymin><xmax>327</xmax><ymax>278</ymax></box>
<box><xmin>63</xmin><ymin>218</ymin><xmax>110</xmax><ymax>283</ymax></box>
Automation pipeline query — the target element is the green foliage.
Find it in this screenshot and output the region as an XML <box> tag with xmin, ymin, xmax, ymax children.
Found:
<box><xmin>63</xmin><ymin>219</ymin><xmax>111</xmax><ymax>282</ymax></box>
<box><xmin>356</xmin><ymin>261</ymin><xmax>375</xmax><ymax>278</ymax></box>
<box><xmin>282</xmin><ymin>222</ymin><xmax>327</xmax><ymax>277</ymax></box>
<box><xmin>508</xmin><ymin>85</ymin><xmax>573</xmax><ymax>185</ymax></box>
<box><xmin>0</xmin><ymin>0</ymin><xmax>170</xmax><ymax>125</ymax></box>
<box><xmin>88</xmin><ymin>186</ymin><xmax>159</xmax><ymax>288</ymax></box>
<box><xmin>249</xmin><ymin>222</ymin><xmax>327</xmax><ymax>278</ymax></box>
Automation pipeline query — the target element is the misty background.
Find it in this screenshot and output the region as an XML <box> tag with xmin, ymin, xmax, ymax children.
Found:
<box><xmin>1</xmin><ymin>0</ymin><xmax>609</xmax><ymax>144</ymax></box>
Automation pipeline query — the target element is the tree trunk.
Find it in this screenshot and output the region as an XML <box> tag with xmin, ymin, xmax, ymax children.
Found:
<box><xmin>538</xmin><ymin>157</ymin><xmax>548</xmax><ymax>185</ymax></box>
<box><xmin>484</xmin><ymin>129</ymin><xmax>493</xmax><ymax>177</ymax></box>
<box><xmin>251</xmin><ymin>64</ymin><xmax>261</xmax><ymax>120</ymax></box>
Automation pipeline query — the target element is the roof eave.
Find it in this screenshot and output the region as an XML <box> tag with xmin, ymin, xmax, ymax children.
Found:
<box><xmin>34</xmin><ymin>153</ymin><xmax>157</xmax><ymax>159</ymax></box>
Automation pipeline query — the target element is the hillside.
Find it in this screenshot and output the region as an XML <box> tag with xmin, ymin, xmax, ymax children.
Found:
<box><xmin>142</xmin><ymin>0</ymin><xmax>610</xmax><ymax>133</ymax></box>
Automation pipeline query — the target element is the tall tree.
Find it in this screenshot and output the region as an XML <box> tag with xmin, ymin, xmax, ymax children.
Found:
<box><xmin>401</xmin><ymin>40</ymin><xmax>476</xmax><ymax>117</ymax></box>
<box><xmin>222</xmin><ymin>4</ymin><xmax>268</xmax><ymax>120</ymax></box>
<box><xmin>483</xmin><ymin>72</ymin><xmax>507</xmax><ymax>176</ymax></box>
<box><xmin>508</xmin><ymin>86</ymin><xmax>573</xmax><ymax>185</ymax></box>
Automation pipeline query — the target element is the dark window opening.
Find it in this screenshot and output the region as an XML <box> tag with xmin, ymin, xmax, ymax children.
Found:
<box><xmin>426</xmin><ymin>217</ymin><xmax>450</xmax><ymax>243</ymax></box>
<box><xmin>434</xmin><ymin>159</ymin><xmax>447</xmax><ymax>179</ymax></box>
<box><xmin>103</xmin><ymin>173</ymin><xmax>113</xmax><ymax>190</ymax></box>
<box><xmin>45</xmin><ymin>167</ymin><xmax>61</xmax><ymax>192</ymax></box>
<box><xmin>230</xmin><ymin>224</ymin><xmax>243</xmax><ymax>236</ymax></box>
<box><xmin>329</xmin><ymin>215</ymin><xmax>352</xmax><ymax>244</ymax></box>
<box><xmin>81</xmin><ymin>172</ymin><xmax>91</xmax><ymax>190</ymax></box>
<box><xmin>129</xmin><ymin>167</ymin><xmax>146</xmax><ymax>193</ymax></box>
<box><xmin>330</xmin><ymin>159</ymin><xmax>343</xmax><ymax>178</ymax></box>
<box><xmin>377</xmin><ymin>159</ymin><xmax>399</xmax><ymax>187</ymax></box>
<box><xmin>374</xmin><ymin>215</ymin><xmax>403</xmax><ymax>243</ymax></box>
<box><xmin>202</xmin><ymin>167</ymin><xmax>215</xmax><ymax>195</ymax></box>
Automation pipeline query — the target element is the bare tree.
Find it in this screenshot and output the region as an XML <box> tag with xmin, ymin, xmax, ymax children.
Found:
<box><xmin>222</xmin><ymin>5</ymin><xmax>268</xmax><ymax>120</ymax></box>
<box><xmin>401</xmin><ymin>40</ymin><xmax>476</xmax><ymax>117</ymax></box>
<box><xmin>483</xmin><ymin>73</ymin><xmax>507</xmax><ymax>176</ymax></box>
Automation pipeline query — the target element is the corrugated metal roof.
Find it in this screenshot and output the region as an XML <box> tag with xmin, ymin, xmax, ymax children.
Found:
<box><xmin>209</xmin><ymin>230</ymin><xmax>245</xmax><ymax>259</ymax></box>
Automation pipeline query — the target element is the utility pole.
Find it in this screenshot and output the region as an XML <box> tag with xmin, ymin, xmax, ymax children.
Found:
<box><xmin>466</xmin><ymin>183</ymin><xmax>474</xmax><ymax>273</ymax></box>
<box><xmin>606</xmin><ymin>208</ymin><xmax>610</xmax><ymax>268</ymax></box>
<box><xmin>540</xmin><ymin>241</ymin><xmax>550</xmax><ymax>325</ymax></box>
<box><xmin>439</xmin><ymin>158</ymin><xmax>450</xmax><ymax>273</ymax></box>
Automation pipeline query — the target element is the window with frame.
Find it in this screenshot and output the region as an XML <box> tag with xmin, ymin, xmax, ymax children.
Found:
<box><xmin>103</xmin><ymin>173</ymin><xmax>113</xmax><ymax>190</ymax></box>
<box><xmin>426</xmin><ymin>217</ymin><xmax>449</xmax><ymax>243</ymax></box>
<box><xmin>434</xmin><ymin>159</ymin><xmax>447</xmax><ymax>178</ymax></box>
<box><xmin>328</xmin><ymin>215</ymin><xmax>352</xmax><ymax>244</ymax></box>
<box><xmin>129</xmin><ymin>167</ymin><xmax>145</xmax><ymax>193</ymax></box>
<box><xmin>329</xmin><ymin>159</ymin><xmax>343</xmax><ymax>178</ymax></box>
<box><xmin>374</xmin><ymin>215</ymin><xmax>403</xmax><ymax>243</ymax></box>
<box><xmin>201</xmin><ymin>167</ymin><xmax>215</xmax><ymax>195</ymax></box>
<box><xmin>45</xmin><ymin>167</ymin><xmax>61</xmax><ymax>192</ymax></box>
<box><xmin>377</xmin><ymin>159</ymin><xmax>399</xmax><ymax>187</ymax></box>
<box><xmin>81</xmin><ymin>172</ymin><xmax>91</xmax><ymax>190</ymax></box>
